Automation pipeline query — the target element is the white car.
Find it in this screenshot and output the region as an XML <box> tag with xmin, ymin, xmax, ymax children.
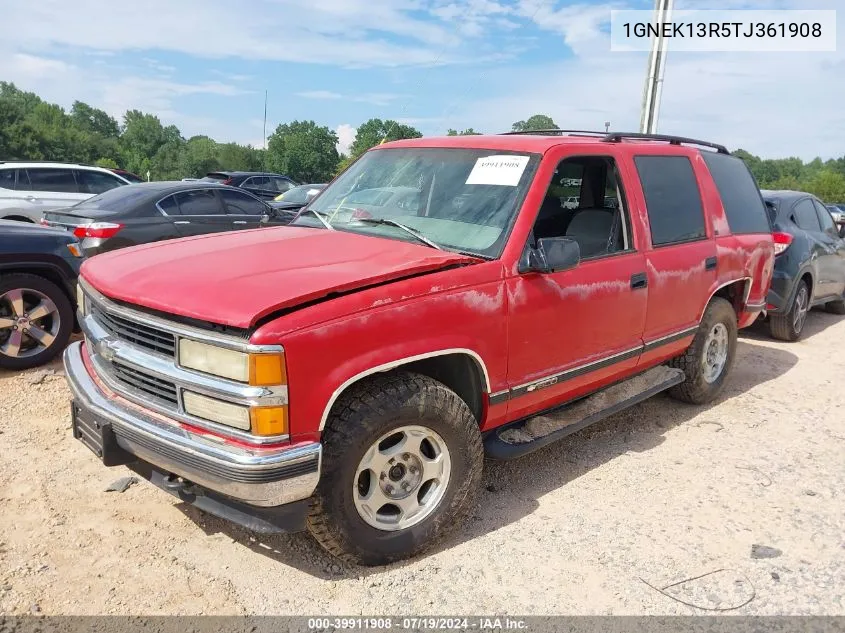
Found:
<box><xmin>561</xmin><ymin>196</ymin><xmax>579</xmax><ymax>209</ymax></box>
<box><xmin>0</xmin><ymin>162</ymin><xmax>131</xmax><ymax>223</ymax></box>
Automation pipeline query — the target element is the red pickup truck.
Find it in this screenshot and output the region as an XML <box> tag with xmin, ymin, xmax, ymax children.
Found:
<box><xmin>65</xmin><ymin>131</ymin><xmax>774</xmax><ymax>566</ymax></box>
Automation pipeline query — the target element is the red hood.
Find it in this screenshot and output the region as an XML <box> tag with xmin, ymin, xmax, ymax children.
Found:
<box><xmin>81</xmin><ymin>227</ymin><xmax>476</xmax><ymax>328</ymax></box>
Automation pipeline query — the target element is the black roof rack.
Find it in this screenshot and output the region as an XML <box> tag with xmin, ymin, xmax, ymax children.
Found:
<box><xmin>601</xmin><ymin>132</ymin><xmax>729</xmax><ymax>154</ymax></box>
<box><xmin>500</xmin><ymin>129</ymin><xmax>608</xmax><ymax>137</ymax></box>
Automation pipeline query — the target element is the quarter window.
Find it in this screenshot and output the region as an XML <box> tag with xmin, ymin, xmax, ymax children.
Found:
<box><xmin>26</xmin><ymin>168</ymin><xmax>78</xmax><ymax>193</ymax></box>
<box><xmin>700</xmin><ymin>151</ymin><xmax>770</xmax><ymax>234</ymax></box>
<box><xmin>635</xmin><ymin>156</ymin><xmax>706</xmax><ymax>246</ymax></box>
<box><xmin>792</xmin><ymin>198</ymin><xmax>821</xmax><ymax>232</ymax></box>
<box><xmin>157</xmin><ymin>195</ymin><xmax>178</xmax><ymax>215</ymax></box>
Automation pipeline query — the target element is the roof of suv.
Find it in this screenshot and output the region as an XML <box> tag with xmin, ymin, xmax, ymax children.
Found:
<box><xmin>206</xmin><ymin>171</ymin><xmax>284</xmax><ymax>177</ymax></box>
<box><xmin>0</xmin><ymin>161</ymin><xmax>118</xmax><ymax>172</ymax></box>
<box><xmin>382</xmin><ymin>132</ymin><xmax>730</xmax><ymax>155</ymax></box>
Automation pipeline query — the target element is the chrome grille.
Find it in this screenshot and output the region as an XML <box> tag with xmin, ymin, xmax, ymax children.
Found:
<box><xmin>92</xmin><ymin>305</ymin><xmax>175</xmax><ymax>356</ymax></box>
<box><xmin>111</xmin><ymin>360</ymin><xmax>178</xmax><ymax>407</ymax></box>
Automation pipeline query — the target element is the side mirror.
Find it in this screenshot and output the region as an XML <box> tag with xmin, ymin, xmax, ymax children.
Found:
<box><xmin>519</xmin><ymin>237</ymin><xmax>580</xmax><ymax>274</ymax></box>
<box><xmin>839</xmin><ymin>223</ymin><xmax>845</xmax><ymax>239</ymax></box>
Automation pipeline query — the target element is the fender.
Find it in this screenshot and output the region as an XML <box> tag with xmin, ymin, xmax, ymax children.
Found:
<box><xmin>317</xmin><ymin>347</ymin><xmax>492</xmax><ymax>432</ymax></box>
<box><xmin>786</xmin><ymin>265</ymin><xmax>817</xmax><ymax>306</ymax></box>
<box><xmin>699</xmin><ymin>276</ymin><xmax>752</xmax><ymax>320</ymax></box>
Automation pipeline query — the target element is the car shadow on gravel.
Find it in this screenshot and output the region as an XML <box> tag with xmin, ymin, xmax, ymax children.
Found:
<box><xmin>174</xmin><ymin>337</ymin><xmax>799</xmax><ymax>580</ymax></box>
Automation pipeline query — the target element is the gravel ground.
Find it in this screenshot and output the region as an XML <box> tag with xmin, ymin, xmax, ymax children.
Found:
<box><xmin>1</xmin><ymin>312</ymin><xmax>844</xmax><ymax>616</ymax></box>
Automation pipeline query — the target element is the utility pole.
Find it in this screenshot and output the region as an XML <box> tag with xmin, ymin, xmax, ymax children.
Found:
<box><xmin>639</xmin><ymin>0</ymin><xmax>674</xmax><ymax>134</ymax></box>
<box><xmin>262</xmin><ymin>89</ymin><xmax>268</xmax><ymax>170</ymax></box>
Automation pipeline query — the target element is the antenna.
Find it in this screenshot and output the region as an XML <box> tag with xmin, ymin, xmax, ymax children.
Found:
<box><xmin>263</xmin><ymin>89</ymin><xmax>268</xmax><ymax>170</ymax></box>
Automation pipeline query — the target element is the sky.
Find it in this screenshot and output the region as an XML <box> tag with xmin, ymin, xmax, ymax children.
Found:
<box><xmin>0</xmin><ymin>0</ymin><xmax>842</xmax><ymax>160</ymax></box>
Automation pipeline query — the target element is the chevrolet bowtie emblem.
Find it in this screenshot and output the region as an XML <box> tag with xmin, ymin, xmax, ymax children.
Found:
<box><xmin>97</xmin><ymin>338</ymin><xmax>119</xmax><ymax>361</ymax></box>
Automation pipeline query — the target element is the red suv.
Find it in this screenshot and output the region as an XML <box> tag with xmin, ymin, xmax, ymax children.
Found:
<box><xmin>64</xmin><ymin>131</ymin><xmax>774</xmax><ymax>565</ymax></box>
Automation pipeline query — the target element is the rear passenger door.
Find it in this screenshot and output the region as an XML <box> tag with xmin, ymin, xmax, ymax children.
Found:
<box><xmin>166</xmin><ymin>189</ymin><xmax>232</xmax><ymax>237</ymax></box>
<box><xmin>19</xmin><ymin>168</ymin><xmax>88</xmax><ymax>217</ymax></box>
<box><xmin>792</xmin><ymin>197</ymin><xmax>828</xmax><ymax>299</ymax></box>
<box><xmin>219</xmin><ymin>189</ymin><xmax>269</xmax><ymax>230</ymax></box>
<box><xmin>633</xmin><ymin>155</ymin><xmax>717</xmax><ymax>351</ymax></box>
<box><xmin>812</xmin><ymin>198</ymin><xmax>845</xmax><ymax>298</ymax></box>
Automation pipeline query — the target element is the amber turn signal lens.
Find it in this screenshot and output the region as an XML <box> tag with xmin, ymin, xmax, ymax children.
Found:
<box><xmin>250</xmin><ymin>406</ymin><xmax>288</xmax><ymax>436</ymax></box>
<box><xmin>67</xmin><ymin>243</ymin><xmax>83</xmax><ymax>257</ymax></box>
<box><xmin>248</xmin><ymin>353</ymin><xmax>286</xmax><ymax>386</ymax></box>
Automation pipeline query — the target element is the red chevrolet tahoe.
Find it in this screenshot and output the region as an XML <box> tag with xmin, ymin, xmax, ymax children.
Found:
<box><xmin>65</xmin><ymin>132</ymin><xmax>774</xmax><ymax>566</ymax></box>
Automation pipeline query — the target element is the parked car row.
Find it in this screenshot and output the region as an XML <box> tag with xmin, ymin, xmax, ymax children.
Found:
<box><xmin>3</xmin><ymin>131</ymin><xmax>845</xmax><ymax>569</ymax></box>
<box><xmin>0</xmin><ymin>160</ymin><xmax>298</xmax><ymax>223</ymax></box>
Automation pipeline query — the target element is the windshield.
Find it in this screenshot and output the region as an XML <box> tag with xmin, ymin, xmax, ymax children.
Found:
<box><xmin>294</xmin><ymin>148</ymin><xmax>539</xmax><ymax>257</ymax></box>
<box><xmin>72</xmin><ymin>185</ymin><xmax>152</xmax><ymax>212</ymax></box>
<box><xmin>277</xmin><ymin>185</ymin><xmax>321</xmax><ymax>204</ymax></box>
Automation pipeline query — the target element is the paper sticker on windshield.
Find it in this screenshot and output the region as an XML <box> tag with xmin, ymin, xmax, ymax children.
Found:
<box><xmin>465</xmin><ymin>155</ymin><xmax>530</xmax><ymax>186</ymax></box>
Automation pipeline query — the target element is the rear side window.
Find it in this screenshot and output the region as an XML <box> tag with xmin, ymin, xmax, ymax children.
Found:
<box><xmin>813</xmin><ymin>199</ymin><xmax>837</xmax><ymax>233</ymax></box>
<box><xmin>0</xmin><ymin>169</ymin><xmax>14</xmax><ymax>190</ymax></box>
<box><xmin>792</xmin><ymin>198</ymin><xmax>821</xmax><ymax>232</ymax></box>
<box><xmin>76</xmin><ymin>170</ymin><xmax>125</xmax><ymax>195</ymax></box>
<box><xmin>157</xmin><ymin>194</ymin><xmax>178</xmax><ymax>215</ymax></box>
<box><xmin>635</xmin><ymin>156</ymin><xmax>706</xmax><ymax>246</ymax></box>
<box><xmin>700</xmin><ymin>152</ymin><xmax>770</xmax><ymax>234</ymax></box>
<box><xmin>26</xmin><ymin>168</ymin><xmax>79</xmax><ymax>193</ymax></box>
<box><xmin>173</xmin><ymin>189</ymin><xmax>223</xmax><ymax>215</ymax></box>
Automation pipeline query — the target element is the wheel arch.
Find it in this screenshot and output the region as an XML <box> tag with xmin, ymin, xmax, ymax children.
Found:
<box><xmin>702</xmin><ymin>277</ymin><xmax>751</xmax><ymax>320</ymax></box>
<box><xmin>319</xmin><ymin>349</ymin><xmax>491</xmax><ymax>431</ymax></box>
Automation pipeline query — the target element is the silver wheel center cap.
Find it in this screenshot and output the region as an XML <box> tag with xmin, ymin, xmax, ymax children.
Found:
<box><xmin>380</xmin><ymin>453</ymin><xmax>423</xmax><ymax>499</ymax></box>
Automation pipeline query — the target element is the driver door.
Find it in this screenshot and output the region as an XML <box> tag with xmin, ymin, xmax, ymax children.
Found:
<box><xmin>505</xmin><ymin>148</ymin><xmax>648</xmax><ymax>421</ymax></box>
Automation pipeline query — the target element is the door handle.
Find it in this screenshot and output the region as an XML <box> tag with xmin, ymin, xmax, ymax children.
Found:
<box><xmin>705</xmin><ymin>256</ymin><xmax>717</xmax><ymax>271</ymax></box>
<box><xmin>174</xmin><ymin>221</ymin><xmax>190</xmax><ymax>225</ymax></box>
<box><xmin>233</xmin><ymin>221</ymin><xmax>247</xmax><ymax>225</ymax></box>
<box><xmin>25</xmin><ymin>195</ymin><xmax>36</xmax><ymax>201</ymax></box>
<box><xmin>630</xmin><ymin>272</ymin><xmax>648</xmax><ymax>290</ymax></box>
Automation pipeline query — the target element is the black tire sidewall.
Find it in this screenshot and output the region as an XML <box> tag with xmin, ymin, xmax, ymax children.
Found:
<box><xmin>311</xmin><ymin>374</ymin><xmax>482</xmax><ymax>565</ymax></box>
<box><xmin>789</xmin><ymin>281</ymin><xmax>809</xmax><ymax>337</ymax></box>
<box><xmin>0</xmin><ymin>274</ymin><xmax>74</xmax><ymax>370</ymax></box>
<box><xmin>683</xmin><ymin>298</ymin><xmax>738</xmax><ymax>402</ymax></box>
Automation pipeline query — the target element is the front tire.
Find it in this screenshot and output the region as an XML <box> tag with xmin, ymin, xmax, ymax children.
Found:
<box><xmin>0</xmin><ymin>273</ymin><xmax>73</xmax><ymax>370</ymax></box>
<box><xmin>668</xmin><ymin>297</ymin><xmax>738</xmax><ymax>405</ymax></box>
<box><xmin>769</xmin><ymin>279</ymin><xmax>810</xmax><ymax>341</ymax></box>
<box><xmin>307</xmin><ymin>371</ymin><xmax>483</xmax><ymax>566</ymax></box>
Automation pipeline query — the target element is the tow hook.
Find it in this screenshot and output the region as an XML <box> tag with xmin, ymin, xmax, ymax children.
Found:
<box><xmin>163</xmin><ymin>474</ymin><xmax>202</xmax><ymax>496</ymax></box>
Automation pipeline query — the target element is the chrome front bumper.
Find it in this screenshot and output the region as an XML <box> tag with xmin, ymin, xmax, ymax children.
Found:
<box><xmin>64</xmin><ymin>341</ymin><xmax>321</xmax><ymax>507</ymax></box>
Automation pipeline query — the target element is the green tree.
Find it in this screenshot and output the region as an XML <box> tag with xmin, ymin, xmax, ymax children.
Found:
<box><xmin>511</xmin><ymin>114</ymin><xmax>558</xmax><ymax>132</ymax></box>
<box><xmin>349</xmin><ymin>118</ymin><xmax>422</xmax><ymax>157</ymax></box>
<box><xmin>446</xmin><ymin>128</ymin><xmax>481</xmax><ymax>136</ymax></box>
<box><xmin>70</xmin><ymin>101</ymin><xmax>119</xmax><ymax>139</ymax></box>
<box><xmin>805</xmin><ymin>170</ymin><xmax>845</xmax><ymax>202</ymax></box>
<box><xmin>95</xmin><ymin>157</ymin><xmax>119</xmax><ymax>169</ymax></box>
<box><xmin>120</xmin><ymin>110</ymin><xmax>183</xmax><ymax>173</ymax></box>
<box><xmin>267</xmin><ymin>120</ymin><xmax>340</xmax><ymax>182</ymax></box>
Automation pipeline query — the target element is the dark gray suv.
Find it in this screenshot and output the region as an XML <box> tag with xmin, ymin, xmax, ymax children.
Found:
<box><xmin>763</xmin><ymin>190</ymin><xmax>845</xmax><ymax>341</ymax></box>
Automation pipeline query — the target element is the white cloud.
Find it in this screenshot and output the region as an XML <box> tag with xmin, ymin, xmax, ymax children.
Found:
<box><xmin>297</xmin><ymin>90</ymin><xmax>401</xmax><ymax>106</ymax></box>
<box><xmin>335</xmin><ymin>124</ymin><xmax>357</xmax><ymax>156</ymax></box>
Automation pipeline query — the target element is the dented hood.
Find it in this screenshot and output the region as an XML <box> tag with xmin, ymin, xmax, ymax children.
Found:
<box><xmin>81</xmin><ymin>227</ymin><xmax>476</xmax><ymax>328</ymax></box>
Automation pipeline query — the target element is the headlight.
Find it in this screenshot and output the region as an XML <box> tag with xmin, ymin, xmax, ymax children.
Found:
<box><xmin>76</xmin><ymin>284</ymin><xmax>87</xmax><ymax>315</ymax></box>
<box><xmin>178</xmin><ymin>338</ymin><xmax>286</xmax><ymax>386</ymax></box>
<box><xmin>183</xmin><ymin>391</ymin><xmax>251</xmax><ymax>430</ymax></box>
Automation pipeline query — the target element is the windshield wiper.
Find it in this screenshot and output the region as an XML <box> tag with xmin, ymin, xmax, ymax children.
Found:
<box><xmin>353</xmin><ymin>217</ymin><xmax>443</xmax><ymax>250</ymax></box>
<box><xmin>297</xmin><ymin>208</ymin><xmax>334</xmax><ymax>230</ymax></box>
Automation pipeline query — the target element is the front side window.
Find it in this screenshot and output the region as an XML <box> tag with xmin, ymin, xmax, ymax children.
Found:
<box><xmin>635</xmin><ymin>155</ymin><xmax>706</xmax><ymax>246</ymax></box>
<box><xmin>297</xmin><ymin>148</ymin><xmax>541</xmax><ymax>258</ymax></box>
<box><xmin>174</xmin><ymin>189</ymin><xmax>223</xmax><ymax>215</ymax></box>
<box><xmin>77</xmin><ymin>170</ymin><xmax>125</xmax><ymax>195</ymax></box>
<box><xmin>220</xmin><ymin>189</ymin><xmax>267</xmax><ymax>215</ymax></box>
<box><xmin>530</xmin><ymin>155</ymin><xmax>632</xmax><ymax>260</ymax></box>
<box><xmin>792</xmin><ymin>198</ymin><xmax>821</xmax><ymax>232</ymax></box>
<box><xmin>272</xmin><ymin>177</ymin><xmax>294</xmax><ymax>193</ymax></box>
<box><xmin>25</xmin><ymin>168</ymin><xmax>78</xmax><ymax>193</ymax></box>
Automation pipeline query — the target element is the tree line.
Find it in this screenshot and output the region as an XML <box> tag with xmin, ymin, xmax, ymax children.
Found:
<box><xmin>1</xmin><ymin>83</ymin><xmax>842</xmax><ymax>201</ymax></box>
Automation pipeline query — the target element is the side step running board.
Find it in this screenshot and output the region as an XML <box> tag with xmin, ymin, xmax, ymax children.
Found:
<box><xmin>484</xmin><ymin>366</ymin><xmax>685</xmax><ymax>460</ymax></box>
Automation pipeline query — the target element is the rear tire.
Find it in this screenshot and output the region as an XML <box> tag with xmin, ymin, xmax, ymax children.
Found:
<box><xmin>0</xmin><ymin>273</ymin><xmax>73</xmax><ymax>370</ymax></box>
<box><xmin>668</xmin><ymin>297</ymin><xmax>737</xmax><ymax>405</ymax></box>
<box><xmin>307</xmin><ymin>371</ymin><xmax>483</xmax><ymax>566</ymax></box>
<box><xmin>769</xmin><ymin>280</ymin><xmax>809</xmax><ymax>341</ymax></box>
